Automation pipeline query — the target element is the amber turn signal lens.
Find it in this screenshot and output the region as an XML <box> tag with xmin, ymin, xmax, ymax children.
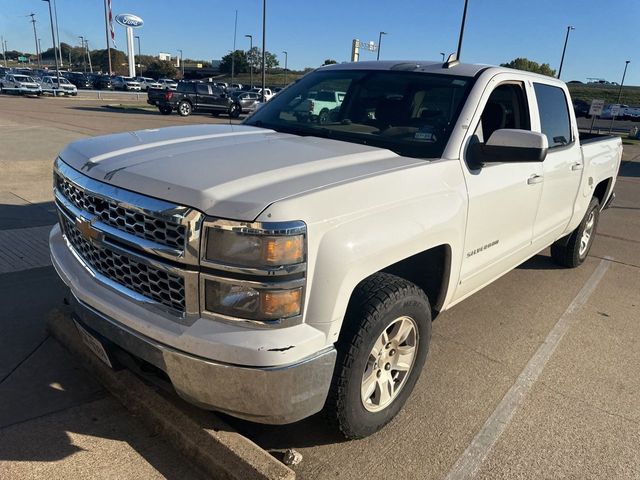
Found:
<box><xmin>264</xmin><ymin>235</ymin><xmax>304</xmax><ymax>265</ymax></box>
<box><xmin>261</xmin><ymin>288</ymin><xmax>302</xmax><ymax>318</ymax></box>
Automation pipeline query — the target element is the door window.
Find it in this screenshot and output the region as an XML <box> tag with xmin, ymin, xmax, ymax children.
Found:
<box><xmin>476</xmin><ymin>83</ymin><xmax>530</xmax><ymax>143</ymax></box>
<box><xmin>533</xmin><ymin>83</ymin><xmax>572</xmax><ymax>148</ymax></box>
<box><xmin>197</xmin><ymin>84</ymin><xmax>210</xmax><ymax>95</ymax></box>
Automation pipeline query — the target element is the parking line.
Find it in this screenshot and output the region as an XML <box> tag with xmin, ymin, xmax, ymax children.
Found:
<box><xmin>445</xmin><ymin>257</ymin><xmax>612</xmax><ymax>480</ymax></box>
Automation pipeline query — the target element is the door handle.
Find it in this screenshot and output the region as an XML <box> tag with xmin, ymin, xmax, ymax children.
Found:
<box><xmin>571</xmin><ymin>163</ymin><xmax>584</xmax><ymax>171</ymax></box>
<box><xmin>527</xmin><ymin>174</ymin><xmax>544</xmax><ymax>185</ymax></box>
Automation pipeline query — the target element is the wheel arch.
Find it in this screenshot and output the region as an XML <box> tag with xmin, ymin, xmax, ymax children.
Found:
<box><xmin>593</xmin><ymin>177</ymin><xmax>612</xmax><ymax>207</ymax></box>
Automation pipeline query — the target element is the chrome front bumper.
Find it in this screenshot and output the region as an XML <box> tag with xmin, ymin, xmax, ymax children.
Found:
<box><xmin>69</xmin><ymin>295</ymin><xmax>336</xmax><ymax>424</ymax></box>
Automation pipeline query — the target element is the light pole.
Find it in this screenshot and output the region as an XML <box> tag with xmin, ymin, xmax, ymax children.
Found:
<box><xmin>557</xmin><ymin>25</ymin><xmax>575</xmax><ymax>79</ymax></box>
<box><xmin>440</xmin><ymin>52</ymin><xmax>446</xmax><ymax>61</ymax></box>
<box><xmin>52</xmin><ymin>0</ymin><xmax>62</xmax><ymax>68</ymax></box>
<box><xmin>245</xmin><ymin>34</ymin><xmax>253</xmax><ymax>87</ymax></box>
<box><xmin>282</xmin><ymin>50</ymin><xmax>288</xmax><ymax>86</ymax></box>
<box><xmin>609</xmin><ymin>60</ymin><xmax>631</xmax><ymax>133</ymax></box>
<box><xmin>377</xmin><ymin>31</ymin><xmax>387</xmax><ymax>61</ymax></box>
<box><xmin>85</xmin><ymin>40</ymin><xmax>93</xmax><ymax>73</ymax></box>
<box><xmin>42</xmin><ymin>0</ymin><xmax>61</xmax><ymax>91</ymax></box>
<box><xmin>29</xmin><ymin>14</ymin><xmax>41</xmax><ymax>68</ymax></box>
<box><xmin>102</xmin><ymin>0</ymin><xmax>112</xmax><ymax>74</ymax></box>
<box><xmin>456</xmin><ymin>0</ymin><xmax>469</xmax><ymax>61</ymax></box>
<box><xmin>178</xmin><ymin>49</ymin><xmax>184</xmax><ymax>78</ymax></box>
<box><xmin>261</xmin><ymin>0</ymin><xmax>266</xmax><ymax>102</ymax></box>
<box><xmin>79</xmin><ymin>35</ymin><xmax>86</xmax><ymax>72</ymax></box>
<box><xmin>231</xmin><ymin>10</ymin><xmax>237</xmax><ymax>86</ymax></box>
<box><xmin>0</xmin><ymin>36</ymin><xmax>6</xmax><ymax>66</ymax></box>
<box><xmin>38</xmin><ymin>38</ymin><xmax>42</xmax><ymax>65</ymax></box>
<box><xmin>135</xmin><ymin>35</ymin><xmax>142</xmax><ymax>75</ymax></box>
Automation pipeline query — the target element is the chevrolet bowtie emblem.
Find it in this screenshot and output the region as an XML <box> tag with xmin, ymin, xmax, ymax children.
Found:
<box><xmin>75</xmin><ymin>216</ymin><xmax>101</xmax><ymax>242</ymax></box>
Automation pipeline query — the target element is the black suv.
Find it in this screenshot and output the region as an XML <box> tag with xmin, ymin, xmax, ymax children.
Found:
<box><xmin>148</xmin><ymin>81</ymin><xmax>241</xmax><ymax>118</ymax></box>
<box><xmin>90</xmin><ymin>74</ymin><xmax>114</xmax><ymax>90</ymax></box>
<box><xmin>64</xmin><ymin>72</ymin><xmax>94</xmax><ymax>89</ymax></box>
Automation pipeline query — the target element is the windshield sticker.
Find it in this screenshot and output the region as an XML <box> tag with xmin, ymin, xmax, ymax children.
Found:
<box><xmin>414</xmin><ymin>126</ymin><xmax>437</xmax><ymax>142</ymax></box>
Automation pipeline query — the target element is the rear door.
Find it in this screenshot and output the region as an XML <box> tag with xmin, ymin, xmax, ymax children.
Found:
<box><xmin>530</xmin><ymin>82</ymin><xmax>583</xmax><ymax>243</ymax></box>
<box><xmin>456</xmin><ymin>74</ymin><xmax>543</xmax><ymax>300</ymax></box>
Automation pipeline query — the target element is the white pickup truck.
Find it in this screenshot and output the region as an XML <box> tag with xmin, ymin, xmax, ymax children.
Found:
<box><xmin>50</xmin><ymin>60</ymin><xmax>622</xmax><ymax>439</ymax></box>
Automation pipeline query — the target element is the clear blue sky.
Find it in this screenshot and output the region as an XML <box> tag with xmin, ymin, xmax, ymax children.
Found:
<box><xmin>1</xmin><ymin>0</ymin><xmax>637</xmax><ymax>85</ymax></box>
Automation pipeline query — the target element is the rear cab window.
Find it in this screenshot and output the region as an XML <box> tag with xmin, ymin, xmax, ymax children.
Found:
<box><xmin>533</xmin><ymin>83</ymin><xmax>572</xmax><ymax>148</ymax></box>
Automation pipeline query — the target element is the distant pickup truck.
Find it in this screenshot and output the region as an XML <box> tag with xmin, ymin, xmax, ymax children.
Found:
<box><xmin>50</xmin><ymin>60</ymin><xmax>621</xmax><ymax>440</ymax></box>
<box><xmin>147</xmin><ymin>81</ymin><xmax>242</xmax><ymax>117</ymax></box>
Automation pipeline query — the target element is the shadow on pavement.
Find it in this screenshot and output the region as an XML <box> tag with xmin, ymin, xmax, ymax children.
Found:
<box><xmin>0</xmin><ymin>198</ymin><xmax>57</xmax><ymax>230</ymax></box>
<box><xmin>619</xmin><ymin>160</ymin><xmax>640</xmax><ymax>178</ymax></box>
<box><xmin>516</xmin><ymin>253</ymin><xmax>563</xmax><ymax>271</ymax></box>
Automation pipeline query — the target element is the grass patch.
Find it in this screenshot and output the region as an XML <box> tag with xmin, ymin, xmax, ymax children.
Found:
<box><xmin>568</xmin><ymin>83</ymin><xmax>640</xmax><ymax>106</ymax></box>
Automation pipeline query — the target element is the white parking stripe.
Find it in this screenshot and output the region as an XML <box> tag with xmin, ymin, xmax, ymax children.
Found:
<box><xmin>445</xmin><ymin>257</ymin><xmax>612</xmax><ymax>480</ymax></box>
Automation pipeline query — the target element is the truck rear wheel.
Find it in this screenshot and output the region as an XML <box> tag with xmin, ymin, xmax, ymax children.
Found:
<box><xmin>325</xmin><ymin>272</ymin><xmax>431</xmax><ymax>439</ymax></box>
<box><xmin>178</xmin><ymin>100</ymin><xmax>192</xmax><ymax>117</ymax></box>
<box><xmin>551</xmin><ymin>197</ymin><xmax>600</xmax><ymax>268</ymax></box>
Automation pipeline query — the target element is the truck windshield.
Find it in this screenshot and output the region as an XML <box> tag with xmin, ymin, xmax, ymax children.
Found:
<box><xmin>245</xmin><ymin>70</ymin><xmax>475</xmax><ymax>159</ymax></box>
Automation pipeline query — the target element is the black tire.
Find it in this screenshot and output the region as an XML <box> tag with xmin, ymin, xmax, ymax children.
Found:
<box><xmin>229</xmin><ymin>103</ymin><xmax>241</xmax><ymax>119</ymax></box>
<box><xmin>551</xmin><ymin>197</ymin><xmax>600</xmax><ymax>268</ymax></box>
<box><xmin>318</xmin><ymin>108</ymin><xmax>330</xmax><ymax>124</ymax></box>
<box><xmin>159</xmin><ymin>106</ymin><xmax>172</xmax><ymax>115</ymax></box>
<box><xmin>325</xmin><ymin>272</ymin><xmax>431</xmax><ymax>439</ymax></box>
<box><xmin>177</xmin><ymin>100</ymin><xmax>192</xmax><ymax>117</ymax></box>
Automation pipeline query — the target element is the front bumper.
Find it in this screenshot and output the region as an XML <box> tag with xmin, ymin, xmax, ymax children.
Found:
<box><xmin>50</xmin><ymin>224</ymin><xmax>336</xmax><ymax>424</ymax></box>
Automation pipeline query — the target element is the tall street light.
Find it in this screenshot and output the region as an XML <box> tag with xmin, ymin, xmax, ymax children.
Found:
<box><xmin>79</xmin><ymin>35</ymin><xmax>86</xmax><ymax>72</ymax></box>
<box><xmin>261</xmin><ymin>0</ymin><xmax>266</xmax><ymax>102</ymax></box>
<box><xmin>178</xmin><ymin>49</ymin><xmax>184</xmax><ymax>78</ymax></box>
<box><xmin>557</xmin><ymin>25</ymin><xmax>575</xmax><ymax>79</ymax></box>
<box><xmin>377</xmin><ymin>31</ymin><xmax>387</xmax><ymax>61</ymax></box>
<box><xmin>85</xmin><ymin>40</ymin><xmax>93</xmax><ymax>73</ymax></box>
<box><xmin>609</xmin><ymin>60</ymin><xmax>631</xmax><ymax>133</ymax></box>
<box><xmin>440</xmin><ymin>52</ymin><xmax>446</xmax><ymax>61</ymax></box>
<box><xmin>135</xmin><ymin>35</ymin><xmax>142</xmax><ymax>75</ymax></box>
<box><xmin>282</xmin><ymin>50</ymin><xmax>288</xmax><ymax>86</ymax></box>
<box><xmin>42</xmin><ymin>0</ymin><xmax>61</xmax><ymax>91</ymax></box>
<box><xmin>1</xmin><ymin>36</ymin><xmax>6</xmax><ymax>66</ymax></box>
<box><xmin>28</xmin><ymin>14</ymin><xmax>41</xmax><ymax>68</ymax></box>
<box><xmin>245</xmin><ymin>34</ymin><xmax>253</xmax><ymax>87</ymax></box>
<box><xmin>231</xmin><ymin>10</ymin><xmax>238</xmax><ymax>86</ymax></box>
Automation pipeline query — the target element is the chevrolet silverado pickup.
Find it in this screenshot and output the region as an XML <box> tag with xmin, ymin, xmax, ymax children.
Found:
<box><xmin>50</xmin><ymin>60</ymin><xmax>622</xmax><ymax>439</ymax></box>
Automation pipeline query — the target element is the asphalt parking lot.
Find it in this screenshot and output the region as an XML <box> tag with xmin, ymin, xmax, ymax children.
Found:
<box><xmin>1</xmin><ymin>94</ymin><xmax>639</xmax><ymax>479</ymax></box>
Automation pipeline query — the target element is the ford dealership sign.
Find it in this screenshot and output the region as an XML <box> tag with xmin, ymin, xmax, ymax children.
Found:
<box><xmin>115</xmin><ymin>13</ymin><xmax>144</xmax><ymax>28</ymax></box>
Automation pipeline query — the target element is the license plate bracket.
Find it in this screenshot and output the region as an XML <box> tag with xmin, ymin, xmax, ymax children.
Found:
<box><xmin>74</xmin><ymin>320</ymin><xmax>113</xmax><ymax>368</ymax></box>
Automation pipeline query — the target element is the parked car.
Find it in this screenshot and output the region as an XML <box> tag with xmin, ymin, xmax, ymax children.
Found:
<box><xmin>39</xmin><ymin>76</ymin><xmax>77</xmax><ymax>96</ymax></box>
<box><xmin>231</xmin><ymin>90</ymin><xmax>261</xmax><ymax>113</ymax></box>
<box><xmin>135</xmin><ymin>77</ymin><xmax>162</xmax><ymax>91</ymax></box>
<box><xmin>623</xmin><ymin>106</ymin><xmax>640</xmax><ymax>122</ymax></box>
<box><xmin>112</xmin><ymin>76</ymin><xmax>142</xmax><ymax>91</ymax></box>
<box><xmin>64</xmin><ymin>72</ymin><xmax>94</xmax><ymax>89</ymax></box>
<box><xmin>91</xmin><ymin>74</ymin><xmax>114</xmax><ymax>90</ymax></box>
<box><xmin>157</xmin><ymin>78</ymin><xmax>178</xmax><ymax>90</ymax></box>
<box><xmin>228</xmin><ymin>83</ymin><xmax>242</xmax><ymax>91</ymax></box>
<box><xmin>49</xmin><ymin>60</ymin><xmax>622</xmax><ymax>440</ymax></box>
<box><xmin>148</xmin><ymin>81</ymin><xmax>241</xmax><ymax>117</ymax></box>
<box><xmin>249</xmin><ymin>87</ymin><xmax>274</xmax><ymax>101</ymax></box>
<box><xmin>292</xmin><ymin>89</ymin><xmax>346</xmax><ymax>123</ymax></box>
<box><xmin>600</xmin><ymin>104</ymin><xmax>629</xmax><ymax>119</ymax></box>
<box><xmin>0</xmin><ymin>74</ymin><xmax>42</xmax><ymax>95</ymax></box>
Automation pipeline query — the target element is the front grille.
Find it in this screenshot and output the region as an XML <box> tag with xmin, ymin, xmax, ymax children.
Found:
<box><xmin>60</xmin><ymin>215</ymin><xmax>186</xmax><ymax>312</ymax></box>
<box><xmin>55</xmin><ymin>173</ymin><xmax>187</xmax><ymax>250</ymax></box>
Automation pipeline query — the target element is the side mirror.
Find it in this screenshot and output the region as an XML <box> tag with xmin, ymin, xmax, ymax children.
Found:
<box><xmin>471</xmin><ymin>129</ymin><xmax>548</xmax><ymax>167</ymax></box>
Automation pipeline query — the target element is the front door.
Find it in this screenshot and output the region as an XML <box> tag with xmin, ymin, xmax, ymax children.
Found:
<box><xmin>455</xmin><ymin>77</ymin><xmax>543</xmax><ymax>301</ymax></box>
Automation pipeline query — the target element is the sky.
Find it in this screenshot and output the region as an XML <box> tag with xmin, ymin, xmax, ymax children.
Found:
<box><xmin>0</xmin><ymin>0</ymin><xmax>638</xmax><ymax>85</ymax></box>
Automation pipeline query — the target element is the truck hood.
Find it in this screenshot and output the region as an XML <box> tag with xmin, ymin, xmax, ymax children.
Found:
<box><xmin>59</xmin><ymin>124</ymin><xmax>423</xmax><ymax>220</ymax></box>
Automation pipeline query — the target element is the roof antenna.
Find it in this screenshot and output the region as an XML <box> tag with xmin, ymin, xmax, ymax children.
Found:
<box><xmin>443</xmin><ymin>53</ymin><xmax>459</xmax><ymax>69</ymax></box>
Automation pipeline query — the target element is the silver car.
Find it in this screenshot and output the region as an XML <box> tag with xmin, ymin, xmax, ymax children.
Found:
<box><xmin>0</xmin><ymin>74</ymin><xmax>42</xmax><ymax>95</ymax></box>
<box><xmin>158</xmin><ymin>78</ymin><xmax>178</xmax><ymax>90</ymax></box>
<box><xmin>112</xmin><ymin>76</ymin><xmax>142</xmax><ymax>91</ymax></box>
<box><xmin>39</xmin><ymin>76</ymin><xmax>78</xmax><ymax>96</ymax></box>
<box><xmin>135</xmin><ymin>77</ymin><xmax>162</xmax><ymax>91</ymax></box>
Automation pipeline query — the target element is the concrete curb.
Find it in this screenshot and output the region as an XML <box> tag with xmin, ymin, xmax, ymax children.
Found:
<box><xmin>47</xmin><ymin>309</ymin><xmax>295</xmax><ymax>480</ymax></box>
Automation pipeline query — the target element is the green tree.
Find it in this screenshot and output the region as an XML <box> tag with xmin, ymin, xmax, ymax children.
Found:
<box><xmin>145</xmin><ymin>60</ymin><xmax>178</xmax><ymax>79</ymax></box>
<box><xmin>323</xmin><ymin>59</ymin><xmax>337</xmax><ymax>65</ymax></box>
<box><xmin>500</xmin><ymin>58</ymin><xmax>556</xmax><ymax>77</ymax></box>
<box><xmin>219</xmin><ymin>50</ymin><xmax>249</xmax><ymax>74</ymax></box>
<box><xmin>244</xmin><ymin>47</ymin><xmax>279</xmax><ymax>72</ymax></box>
<box><xmin>89</xmin><ymin>49</ymin><xmax>127</xmax><ymax>74</ymax></box>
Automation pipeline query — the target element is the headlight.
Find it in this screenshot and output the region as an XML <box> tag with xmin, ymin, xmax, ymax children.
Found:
<box><xmin>201</xmin><ymin>219</ymin><xmax>307</xmax><ymax>324</ymax></box>
<box><xmin>203</xmin><ymin>221</ymin><xmax>306</xmax><ymax>269</ymax></box>
<box><xmin>203</xmin><ymin>278</ymin><xmax>302</xmax><ymax>321</ymax></box>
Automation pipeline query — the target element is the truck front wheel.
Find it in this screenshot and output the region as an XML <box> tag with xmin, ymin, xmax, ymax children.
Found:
<box><xmin>551</xmin><ymin>197</ymin><xmax>600</xmax><ymax>268</ymax></box>
<box><xmin>325</xmin><ymin>272</ymin><xmax>431</xmax><ymax>439</ymax></box>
